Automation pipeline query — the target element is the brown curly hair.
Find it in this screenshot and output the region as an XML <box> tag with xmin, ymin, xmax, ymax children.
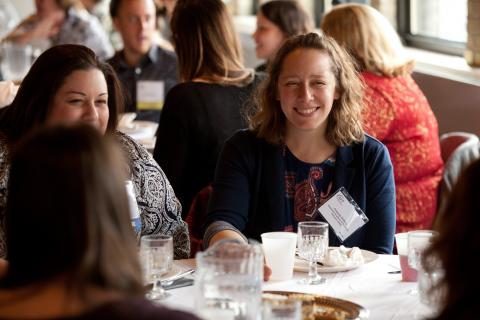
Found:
<box><xmin>248</xmin><ymin>33</ymin><xmax>364</xmax><ymax>146</ymax></box>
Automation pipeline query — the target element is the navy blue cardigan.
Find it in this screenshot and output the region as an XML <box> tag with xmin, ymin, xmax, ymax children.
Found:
<box><xmin>205</xmin><ymin>130</ymin><xmax>396</xmax><ymax>254</ymax></box>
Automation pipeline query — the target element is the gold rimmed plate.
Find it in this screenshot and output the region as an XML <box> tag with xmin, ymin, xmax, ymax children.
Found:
<box><xmin>263</xmin><ymin>291</ymin><xmax>369</xmax><ymax>320</ymax></box>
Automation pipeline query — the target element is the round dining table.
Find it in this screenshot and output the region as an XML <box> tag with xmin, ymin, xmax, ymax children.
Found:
<box><xmin>161</xmin><ymin>254</ymin><xmax>436</xmax><ymax>319</ymax></box>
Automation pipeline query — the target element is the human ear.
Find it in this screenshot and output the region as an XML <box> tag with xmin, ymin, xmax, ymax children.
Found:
<box><xmin>334</xmin><ymin>87</ymin><xmax>340</xmax><ymax>100</ymax></box>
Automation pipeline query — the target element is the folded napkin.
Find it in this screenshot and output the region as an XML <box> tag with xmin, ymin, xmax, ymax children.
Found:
<box><xmin>324</xmin><ymin>246</ymin><xmax>364</xmax><ymax>267</ymax></box>
<box><xmin>0</xmin><ymin>81</ymin><xmax>18</xmax><ymax>108</ymax></box>
<box><xmin>118</xmin><ymin>112</ymin><xmax>137</xmax><ymax>128</ymax></box>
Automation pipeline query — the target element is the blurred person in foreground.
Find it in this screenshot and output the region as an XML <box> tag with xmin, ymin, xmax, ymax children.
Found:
<box><xmin>322</xmin><ymin>4</ymin><xmax>443</xmax><ymax>233</ymax></box>
<box><xmin>423</xmin><ymin>159</ymin><xmax>480</xmax><ymax>320</ymax></box>
<box><xmin>0</xmin><ymin>124</ymin><xmax>199</xmax><ymax>320</ymax></box>
<box><xmin>0</xmin><ymin>44</ymin><xmax>189</xmax><ymax>259</ymax></box>
<box><xmin>108</xmin><ymin>0</ymin><xmax>178</xmax><ymax>122</ymax></box>
<box><xmin>204</xmin><ymin>33</ymin><xmax>396</xmax><ymax>257</ymax></box>
<box><xmin>3</xmin><ymin>0</ymin><xmax>113</xmax><ymax>60</ymax></box>
<box><xmin>253</xmin><ymin>0</ymin><xmax>314</xmax><ymax>72</ymax></box>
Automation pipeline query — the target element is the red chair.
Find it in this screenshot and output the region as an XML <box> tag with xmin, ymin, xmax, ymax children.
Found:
<box><xmin>184</xmin><ymin>185</ymin><xmax>212</xmax><ymax>258</ymax></box>
<box><xmin>434</xmin><ymin>132</ymin><xmax>479</xmax><ymax>227</ymax></box>
<box><xmin>439</xmin><ymin>132</ymin><xmax>479</xmax><ymax>163</ymax></box>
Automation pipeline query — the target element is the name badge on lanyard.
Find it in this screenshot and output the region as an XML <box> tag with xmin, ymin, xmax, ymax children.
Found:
<box><xmin>317</xmin><ymin>187</ymin><xmax>369</xmax><ymax>242</ymax></box>
<box><xmin>137</xmin><ymin>80</ymin><xmax>165</xmax><ymax>110</ymax></box>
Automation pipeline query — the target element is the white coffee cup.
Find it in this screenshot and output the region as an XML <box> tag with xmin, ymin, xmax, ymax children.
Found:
<box><xmin>261</xmin><ymin>232</ymin><xmax>297</xmax><ymax>281</ymax></box>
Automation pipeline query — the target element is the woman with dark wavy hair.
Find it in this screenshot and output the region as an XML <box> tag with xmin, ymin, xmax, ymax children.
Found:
<box><xmin>0</xmin><ymin>44</ymin><xmax>189</xmax><ymax>259</ymax></box>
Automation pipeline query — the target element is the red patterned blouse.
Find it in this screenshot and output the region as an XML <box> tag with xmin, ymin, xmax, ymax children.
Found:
<box><xmin>361</xmin><ymin>72</ymin><xmax>444</xmax><ymax>233</ymax></box>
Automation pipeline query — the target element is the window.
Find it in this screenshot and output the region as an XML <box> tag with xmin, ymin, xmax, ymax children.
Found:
<box><xmin>398</xmin><ymin>0</ymin><xmax>467</xmax><ymax>55</ymax></box>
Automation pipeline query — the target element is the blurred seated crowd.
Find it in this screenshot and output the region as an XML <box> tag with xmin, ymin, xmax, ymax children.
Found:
<box><xmin>0</xmin><ymin>1</ymin><xmax>477</xmax><ymax>319</ymax></box>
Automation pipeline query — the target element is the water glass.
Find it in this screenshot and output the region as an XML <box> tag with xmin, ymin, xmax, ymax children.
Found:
<box><xmin>125</xmin><ymin>180</ymin><xmax>141</xmax><ymax>235</ymax></box>
<box><xmin>414</xmin><ymin>256</ymin><xmax>444</xmax><ymax>319</ymax></box>
<box><xmin>297</xmin><ymin>221</ymin><xmax>328</xmax><ymax>285</ymax></box>
<box><xmin>407</xmin><ymin>230</ymin><xmax>437</xmax><ymax>271</ymax></box>
<box><xmin>0</xmin><ymin>42</ymin><xmax>32</xmax><ymax>81</ymax></box>
<box><xmin>195</xmin><ymin>240</ymin><xmax>263</xmax><ymax>320</ymax></box>
<box><xmin>140</xmin><ymin>234</ymin><xmax>173</xmax><ymax>300</ymax></box>
<box><xmin>407</xmin><ymin>230</ymin><xmax>438</xmax><ymax>295</ymax></box>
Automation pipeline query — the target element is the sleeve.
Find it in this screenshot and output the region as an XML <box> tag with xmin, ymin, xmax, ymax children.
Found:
<box><xmin>153</xmin><ymin>86</ymin><xmax>192</xmax><ymax>217</ymax></box>
<box><xmin>362</xmin><ymin>139</ymin><xmax>396</xmax><ymax>254</ymax></box>
<box><xmin>204</xmin><ymin>132</ymin><xmax>255</xmax><ymax>235</ymax></box>
<box><xmin>0</xmin><ymin>139</ymin><xmax>9</xmax><ymax>258</ymax></box>
<box><xmin>119</xmin><ymin>133</ymin><xmax>190</xmax><ymax>259</ymax></box>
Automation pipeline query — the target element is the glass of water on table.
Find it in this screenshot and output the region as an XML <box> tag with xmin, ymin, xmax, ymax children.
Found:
<box><xmin>140</xmin><ymin>234</ymin><xmax>173</xmax><ymax>300</ymax></box>
<box><xmin>407</xmin><ymin>230</ymin><xmax>438</xmax><ymax>295</ymax></box>
<box><xmin>297</xmin><ymin>221</ymin><xmax>329</xmax><ymax>285</ymax></box>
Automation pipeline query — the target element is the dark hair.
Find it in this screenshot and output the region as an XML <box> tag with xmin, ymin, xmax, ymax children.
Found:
<box><xmin>249</xmin><ymin>33</ymin><xmax>364</xmax><ymax>146</ymax></box>
<box><xmin>1</xmin><ymin>124</ymin><xmax>144</xmax><ymax>299</ymax></box>
<box><xmin>109</xmin><ymin>0</ymin><xmax>156</xmax><ymax>18</ymax></box>
<box><xmin>0</xmin><ymin>44</ymin><xmax>124</xmax><ymax>142</ymax></box>
<box><xmin>109</xmin><ymin>0</ymin><xmax>122</xmax><ymax>18</ymax></box>
<box><xmin>170</xmin><ymin>0</ymin><xmax>251</xmax><ymax>84</ymax></box>
<box><xmin>259</xmin><ymin>0</ymin><xmax>314</xmax><ymax>38</ymax></box>
<box><xmin>423</xmin><ymin>159</ymin><xmax>480</xmax><ymax>320</ymax></box>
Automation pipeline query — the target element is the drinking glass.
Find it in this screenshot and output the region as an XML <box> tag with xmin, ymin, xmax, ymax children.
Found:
<box><xmin>407</xmin><ymin>230</ymin><xmax>438</xmax><ymax>294</ymax></box>
<box><xmin>195</xmin><ymin>240</ymin><xmax>263</xmax><ymax>320</ymax></box>
<box><xmin>140</xmin><ymin>234</ymin><xmax>173</xmax><ymax>300</ymax></box>
<box><xmin>0</xmin><ymin>42</ymin><xmax>32</xmax><ymax>81</ymax></box>
<box><xmin>125</xmin><ymin>180</ymin><xmax>141</xmax><ymax>235</ymax></box>
<box><xmin>297</xmin><ymin>221</ymin><xmax>329</xmax><ymax>285</ymax></box>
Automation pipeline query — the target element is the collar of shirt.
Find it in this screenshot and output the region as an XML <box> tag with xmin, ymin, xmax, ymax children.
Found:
<box><xmin>116</xmin><ymin>45</ymin><xmax>158</xmax><ymax>73</ymax></box>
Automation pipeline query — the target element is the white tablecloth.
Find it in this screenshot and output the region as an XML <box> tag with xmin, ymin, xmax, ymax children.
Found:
<box><xmin>163</xmin><ymin>255</ymin><xmax>434</xmax><ymax>319</ymax></box>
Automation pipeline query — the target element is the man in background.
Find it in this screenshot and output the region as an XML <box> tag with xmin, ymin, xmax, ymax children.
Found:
<box><xmin>108</xmin><ymin>0</ymin><xmax>177</xmax><ymax>122</ymax></box>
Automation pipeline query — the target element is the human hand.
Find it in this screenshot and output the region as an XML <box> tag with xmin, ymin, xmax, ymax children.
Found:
<box><xmin>30</xmin><ymin>11</ymin><xmax>64</xmax><ymax>39</ymax></box>
<box><xmin>264</xmin><ymin>263</ymin><xmax>272</xmax><ymax>281</ymax></box>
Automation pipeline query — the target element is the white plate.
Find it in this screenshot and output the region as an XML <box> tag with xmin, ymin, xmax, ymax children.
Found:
<box><xmin>118</xmin><ymin>120</ymin><xmax>158</xmax><ymax>140</ymax></box>
<box><xmin>294</xmin><ymin>247</ymin><xmax>378</xmax><ymax>273</ymax></box>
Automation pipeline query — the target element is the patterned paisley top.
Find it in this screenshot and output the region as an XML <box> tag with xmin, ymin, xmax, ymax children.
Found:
<box><xmin>283</xmin><ymin>146</ymin><xmax>336</xmax><ymax>231</ymax></box>
<box><xmin>0</xmin><ymin>131</ymin><xmax>190</xmax><ymax>259</ymax></box>
<box><xmin>361</xmin><ymin>72</ymin><xmax>444</xmax><ymax>233</ymax></box>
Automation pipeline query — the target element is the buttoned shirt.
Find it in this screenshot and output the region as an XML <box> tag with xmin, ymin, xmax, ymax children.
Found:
<box><xmin>108</xmin><ymin>45</ymin><xmax>178</xmax><ymax>122</ymax></box>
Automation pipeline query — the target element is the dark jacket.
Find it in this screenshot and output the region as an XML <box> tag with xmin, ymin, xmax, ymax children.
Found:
<box><xmin>205</xmin><ymin>130</ymin><xmax>396</xmax><ymax>254</ymax></box>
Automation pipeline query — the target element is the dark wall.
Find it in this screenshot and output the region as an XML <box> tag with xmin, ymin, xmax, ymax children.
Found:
<box><xmin>413</xmin><ymin>72</ymin><xmax>480</xmax><ymax>136</ymax></box>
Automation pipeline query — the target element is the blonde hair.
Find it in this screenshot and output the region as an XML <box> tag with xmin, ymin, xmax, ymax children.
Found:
<box><xmin>171</xmin><ymin>0</ymin><xmax>252</xmax><ymax>85</ymax></box>
<box><xmin>248</xmin><ymin>33</ymin><xmax>364</xmax><ymax>146</ymax></box>
<box><xmin>321</xmin><ymin>4</ymin><xmax>414</xmax><ymax>77</ymax></box>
